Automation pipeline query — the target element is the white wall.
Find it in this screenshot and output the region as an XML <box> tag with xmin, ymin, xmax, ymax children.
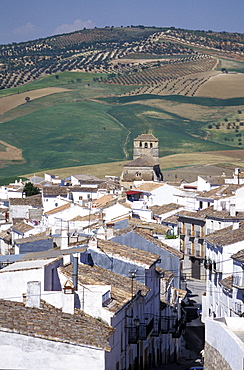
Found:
<box><xmin>0</xmin><ymin>331</ymin><xmax>105</xmax><ymax>370</ymax></box>
<box><xmin>205</xmin><ymin>318</ymin><xmax>244</xmax><ymax>370</ymax></box>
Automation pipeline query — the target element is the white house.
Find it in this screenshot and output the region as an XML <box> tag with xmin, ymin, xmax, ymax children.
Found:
<box><xmin>202</xmin><ymin>222</ymin><xmax>244</xmax><ymax>322</ymax></box>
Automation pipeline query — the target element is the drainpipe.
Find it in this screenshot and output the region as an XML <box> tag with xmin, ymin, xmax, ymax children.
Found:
<box><xmin>72</xmin><ymin>254</ymin><xmax>79</xmax><ymax>291</ymax></box>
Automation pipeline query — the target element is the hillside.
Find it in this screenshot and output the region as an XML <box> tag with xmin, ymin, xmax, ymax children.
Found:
<box><xmin>0</xmin><ymin>26</ymin><xmax>243</xmax><ymax>182</ymax></box>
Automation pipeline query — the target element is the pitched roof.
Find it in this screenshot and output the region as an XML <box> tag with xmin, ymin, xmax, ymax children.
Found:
<box><xmin>19</xmin><ymin>245</ymin><xmax>87</xmax><ymax>261</ymax></box>
<box><xmin>71</xmin><ymin>174</ymin><xmax>101</xmax><ymax>181</ymax></box>
<box><xmin>14</xmin><ymin>233</ymin><xmax>52</xmax><ymax>245</ymax></box>
<box><xmin>134</xmin><ymin>134</ymin><xmax>158</xmax><ymax>142</ymax></box>
<box><xmin>42</xmin><ymin>186</ymin><xmax>70</xmax><ymax>197</ymax></box>
<box><xmin>177</xmin><ymin>206</ymin><xmax>214</xmax><ymax>220</ymax></box>
<box><xmin>9</xmin><ymin>194</ymin><xmax>42</xmax><ymax>207</ymax></box>
<box><xmin>205</xmin><ymin>223</ymin><xmax>244</xmax><ymax>246</ymax></box>
<box><xmin>45</xmin><ymin>202</ymin><xmax>71</xmax><ymax>215</ymax></box>
<box><xmin>0</xmin><ymin>258</ymin><xmax>59</xmax><ymax>272</ymax></box>
<box><xmin>0</xmin><ymin>299</ymin><xmax>113</xmax><ymax>350</ymax></box>
<box><xmin>231</xmin><ymin>249</ymin><xmax>244</xmax><ymax>262</ymax></box>
<box><xmin>60</xmin><ymin>263</ymin><xmax>149</xmax><ymax>313</ymax></box>
<box><xmin>96</xmin><ymin>239</ymin><xmax>160</xmax><ymax>267</ymax></box>
<box><xmin>150</xmin><ymin>203</ymin><xmax>183</xmax><ymax>215</ymax></box>
<box><xmin>11</xmin><ymin>221</ymin><xmax>34</xmax><ymax>234</ymax></box>
<box><xmin>197</xmin><ymin>184</ymin><xmax>243</xmax><ymax>199</ymax></box>
<box><xmin>134</xmin><ymin>228</ymin><xmax>183</xmax><ymax>259</ymax></box>
<box><xmin>93</xmin><ymin>194</ymin><xmax>116</xmax><ymax>208</ymax></box>
<box><xmin>124</xmin><ymin>155</ymin><xmax>158</xmax><ymax>167</ymax></box>
<box><xmin>135</xmin><ymin>182</ymin><xmax>163</xmax><ymax>192</ymax></box>
<box><xmin>219</xmin><ymin>275</ymin><xmax>233</xmax><ymax>290</ymax></box>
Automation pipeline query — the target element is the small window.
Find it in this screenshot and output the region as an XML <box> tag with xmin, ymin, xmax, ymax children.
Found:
<box><xmin>145</xmin><ymin>142</ymin><xmax>148</xmax><ymax>148</ymax></box>
<box><xmin>150</xmin><ymin>142</ymin><xmax>153</xmax><ymax>148</ymax></box>
<box><xmin>139</xmin><ymin>141</ymin><xmax>142</xmax><ymax>148</ymax></box>
<box><xmin>79</xmin><ymin>196</ymin><xmax>83</xmax><ymax>200</ymax></box>
<box><xmin>102</xmin><ymin>290</ymin><xmax>111</xmax><ymax>306</ymax></box>
<box><xmin>55</xmin><ymin>203</ymin><xmax>58</xmax><ymax>207</ymax></box>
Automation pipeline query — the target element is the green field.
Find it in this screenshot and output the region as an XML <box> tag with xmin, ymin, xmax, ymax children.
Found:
<box><xmin>0</xmin><ymin>71</ymin><xmax>243</xmax><ymax>181</ymax></box>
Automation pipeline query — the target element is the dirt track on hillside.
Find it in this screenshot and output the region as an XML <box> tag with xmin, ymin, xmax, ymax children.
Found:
<box><xmin>0</xmin><ymin>87</ymin><xmax>70</xmax><ymax>115</ymax></box>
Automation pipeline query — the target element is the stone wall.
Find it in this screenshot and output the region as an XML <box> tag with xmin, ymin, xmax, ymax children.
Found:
<box><xmin>204</xmin><ymin>341</ymin><xmax>232</xmax><ymax>370</ymax></box>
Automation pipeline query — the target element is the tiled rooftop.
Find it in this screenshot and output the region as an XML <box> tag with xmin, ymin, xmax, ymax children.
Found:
<box><xmin>19</xmin><ymin>246</ymin><xmax>87</xmax><ymax>261</ymax></box>
<box><xmin>124</xmin><ymin>155</ymin><xmax>157</xmax><ymax>167</ymax></box>
<box><xmin>197</xmin><ymin>184</ymin><xmax>243</xmax><ymax>199</ymax></box>
<box><xmin>96</xmin><ymin>239</ymin><xmax>160</xmax><ymax>267</ymax></box>
<box><xmin>14</xmin><ymin>233</ymin><xmax>52</xmax><ymax>245</ymax></box>
<box><xmin>45</xmin><ymin>203</ymin><xmax>71</xmax><ymax>215</ymax></box>
<box><xmin>93</xmin><ymin>194</ymin><xmax>116</xmax><ymax>208</ymax></box>
<box><xmin>60</xmin><ymin>263</ymin><xmax>149</xmax><ymax>313</ymax></box>
<box><xmin>135</xmin><ymin>182</ymin><xmax>164</xmax><ymax>192</ymax></box>
<box><xmin>220</xmin><ymin>275</ymin><xmax>233</xmax><ymax>290</ymax></box>
<box><xmin>42</xmin><ymin>186</ymin><xmax>70</xmax><ymax>197</ymax></box>
<box><xmin>134</xmin><ymin>228</ymin><xmax>183</xmax><ymax>259</ymax></box>
<box><xmin>205</xmin><ymin>222</ymin><xmax>244</xmax><ymax>246</ymax></box>
<box><xmin>134</xmin><ymin>134</ymin><xmax>158</xmax><ymax>142</ymax></box>
<box><xmin>150</xmin><ymin>203</ymin><xmax>183</xmax><ymax>215</ymax></box>
<box><xmin>0</xmin><ymin>299</ymin><xmax>113</xmax><ymax>350</ymax></box>
<box><xmin>10</xmin><ymin>194</ymin><xmax>42</xmax><ymax>207</ymax></box>
<box><xmin>231</xmin><ymin>249</ymin><xmax>244</xmax><ymax>262</ymax></box>
<box><xmin>12</xmin><ymin>221</ymin><xmax>34</xmax><ymax>234</ymax></box>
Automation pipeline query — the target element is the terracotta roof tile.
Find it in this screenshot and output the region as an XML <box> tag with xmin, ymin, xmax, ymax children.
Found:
<box><xmin>45</xmin><ymin>203</ymin><xmax>71</xmax><ymax>215</ymax></box>
<box><xmin>0</xmin><ymin>299</ymin><xmax>113</xmax><ymax>350</ymax></box>
<box><xmin>96</xmin><ymin>239</ymin><xmax>160</xmax><ymax>267</ymax></box>
<box><xmin>198</xmin><ymin>184</ymin><xmax>243</xmax><ymax>199</ymax></box>
<box><xmin>219</xmin><ymin>275</ymin><xmax>233</xmax><ymax>290</ymax></box>
<box><xmin>205</xmin><ymin>222</ymin><xmax>244</xmax><ymax>246</ymax></box>
<box><xmin>150</xmin><ymin>203</ymin><xmax>183</xmax><ymax>215</ymax></box>
<box><xmin>12</xmin><ymin>221</ymin><xmax>34</xmax><ymax>233</ymax></box>
<box><xmin>10</xmin><ymin>194</ymin><xmax>42</xmax><ymax>207</ymax></box>
<box><xmin>134</xmin><ymin>134</ymin><xmax>158</xmax><ymax>142</ymax></box>
<box><xmin>135</xmin><ymin>183</ymin><xmax>163</xmax><ymax>192</ymax></box>
<box><xmin>231</xmin><ymin>249</ymin><xmax>244</xmax><ymax>262</ymax></box>
<box><xmin>60</xmin><ymin>263</ymin><xmax>149</xmax><ymax>313</ymax></box>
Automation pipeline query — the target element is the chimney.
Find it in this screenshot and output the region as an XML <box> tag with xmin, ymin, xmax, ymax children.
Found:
<box><xmin>233</xmin><ymin>222</ymin><xmax>240</xmax><ymax>230</ymax></box>
<box><xmin>62</xmin><ymin>280</ymin><xmax>74</xmax><ymax>314</ymax></box>
<box><xmin>26</xmin><ymin>281</ymin><xmax>41</xmax><ymax>308</ymax></box>
<box><xmin>230</xmin><ymin>204</ymin><xmax>236</xmax><ymax>217</ymax></box>
<box><xmin>88</xmin><ymin>236</ymin><xmax>98</xmax><ymax>250</ymax></box>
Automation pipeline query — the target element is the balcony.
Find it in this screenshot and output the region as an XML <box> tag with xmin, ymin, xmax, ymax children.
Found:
<box><xmin>127</xmin><ymin>316</ymin><xmax>154</xmax><ymax>343</ymax></box>
<box><xmin>233</xmin><ymin>274</ymin><xmax>244</xmax><ymax>289</ymax></box>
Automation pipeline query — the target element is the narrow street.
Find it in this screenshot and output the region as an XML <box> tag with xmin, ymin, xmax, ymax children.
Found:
<box><xmin>158</xmin><ymin>278</ymin><xmax>206</xmax><ymax>369</ymax></box>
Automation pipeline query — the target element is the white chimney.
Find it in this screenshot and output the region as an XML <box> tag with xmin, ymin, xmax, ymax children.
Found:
<box><xmin>233</xmin><ymin>222</ymin><xmax>240</xmax><ymax>230</ymax></box>
<box><xmin>26</xmin><ymin>281</ymin><xmax>41</xmax><ymax>308</ymax></box>
<box><xmin>88</xmin><ymin>236</ymin><xmax>98</xmax><ymax>250</ymax></box>
<box><xmin>230</xmin><ymin>204</ymin><xmax>236</xmax><ymax>217</ymax></box>
<box><xmin>62</xmin><ymin>280</ymin><xmax>74</xmax><ymax>314</ymax></box>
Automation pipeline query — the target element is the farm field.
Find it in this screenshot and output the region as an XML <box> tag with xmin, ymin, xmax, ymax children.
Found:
<box><xmin>0</xmin><ymin>27</ymin><xmax>243</xmax><ymax>183</ymax></box>
<box><xmin>27</xmin><ymin>150</ymin><xmax>244</xmax><ymax>182</ymax></box>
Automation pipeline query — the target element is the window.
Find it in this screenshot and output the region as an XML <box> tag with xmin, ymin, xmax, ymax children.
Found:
<box><xmin>150</xmin><ymin>142</ymin><xmax>153</xmax><ymax>148</ymax></box>
<box><xmin>102</xmin><ymin>290</ymin><xmax>111</xmax><ymax>306</ymax></box>
<box><xmin>145</xmin><ymin>142</ymin><xmax>148</xmax><ymax>148</ymax></box>
<box><xmin>140</xmin><ymin>141</ymin><xmax>142</xmax><ymax>148</ymax></box>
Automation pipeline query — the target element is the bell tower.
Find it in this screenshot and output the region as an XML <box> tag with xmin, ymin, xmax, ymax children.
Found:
<box><xmin>133</xmin><ymin>134</ymin><xmax>159</xmax><ymax>162</ymax></box>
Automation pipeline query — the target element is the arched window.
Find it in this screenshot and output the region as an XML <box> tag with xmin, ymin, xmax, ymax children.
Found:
<box><xmin>150</xmin><ymin>142</ymin><xmax>153</xmax><ymax>148</ymax></box>
<box><xmin>145</xmin><ymin>142</ymin><xmax>148</xmax><ymax>148</ymax></box>
<box><xmin>139</xmin><ymin>141</ymin><xmax>142</xmax><ymax>148</ymax></box>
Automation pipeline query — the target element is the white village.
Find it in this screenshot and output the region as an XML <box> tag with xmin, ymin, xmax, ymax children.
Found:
<box><xmin>0</xmin><ymin>134</ymin><xmax>243</xmax><ymax>370</ymax></box>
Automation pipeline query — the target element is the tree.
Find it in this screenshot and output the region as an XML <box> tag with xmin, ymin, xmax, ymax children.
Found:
<box><xmin>25</xmin><ymin>96</ymin><xmax>30</xmax><ymax>103</ymax></box>
<box><xmin>23</xmin><ymin>182</ymin><xmax>40</xmax><ymax>197</ymax></box>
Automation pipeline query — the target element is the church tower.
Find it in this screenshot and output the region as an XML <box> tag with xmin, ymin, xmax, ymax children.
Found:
<box><xmin>133</xmin><ymin>134</ymin><xmax>159</xmax><ymax>161</ymax></box>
